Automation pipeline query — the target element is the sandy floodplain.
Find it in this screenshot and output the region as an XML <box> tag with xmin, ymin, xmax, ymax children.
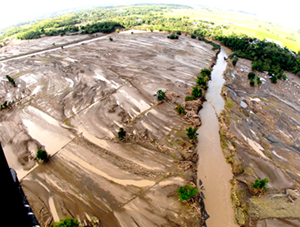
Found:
<box><xmin>0</xmin><ymin>32</ymin><xmax>217</xmax><ymax>226</ymax></box>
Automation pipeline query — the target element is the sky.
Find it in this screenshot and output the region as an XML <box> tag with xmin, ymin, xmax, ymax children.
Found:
<box><xmin>0</xmin><ymin>0</ymin><xmax>298</xmax><ymax>30</ymax></box>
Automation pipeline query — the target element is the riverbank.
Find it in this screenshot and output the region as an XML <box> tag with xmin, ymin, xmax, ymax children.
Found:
<box><xmin>0</xmin><ymin>32</ymin><xmax>217</xmax><ymax>226</ymax></box>
<box><xmin>220</xmin><ymin>51</ymin><xmax>300</xmax><ymax>226</ymax></box>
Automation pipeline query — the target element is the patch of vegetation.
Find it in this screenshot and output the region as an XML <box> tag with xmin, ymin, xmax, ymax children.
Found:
<box><xmin>250</xmin><ymin>78</ymin><xmax>255</xmax><ymax>86</ymax></box>
<box><xmin>177</xmin><ymin>184</ymin><xmax>197</xmax><ymax>201</ymax></box>
<box><xmin>109</xmin><ymin>37</ymin><xmax>113</xmax><ymax>41</ymax></box>
<box><xmin>156</xmin><ymin>90</ymin><xmax>166</xmax><ymax>101</ymax></box>
<box><xmin>252</xmin><ymin>178</ymin><xmax>269</xmax><ymax>193</ymax></box>
<box><xmin>118</xmin><ymin>128</ymin><xmax>126</xmax><ymax>140</ymax></box>
<box><xmin>191</xmin><ymin>86</ymin><xmax>203</xmax><ymax>98</ymax></box>
<box><xmin>175</xmin><ymin>104</ymin><xmax>185</xmax><ymax>115</ymax></box>
<box><xmin>186</xmin><ymin>127</ymin><xmax>198</xmax><ymax>140</ymax></box>
<box><xmin>36</xmin><ymin>149</ymin><xmax>49</xmax><ymax>162</ymax></box>
<box><xmin>218</xmin><ymin>35</ymin><xmax>300</xmax><ymax>77</ymax></box>
<box><xmin>167</xmin><ymin>33</ymin><xmax>179</xmax><ymax>39</ymax></box>
<box><xmin>191</xmin><ymin>34</ymin><xmax>196</xmax><ymax>39</ymax></box>
<box><xmin>0</xmin><ymin>101</ymin><xmax>13</xmax><ymax>110</ymax></box>
<box><xmin>196</xmin><ymin>68</ymin><xmax>211</xmax><ymax>90</ymax></box>
<box><xmin>185</xmin><ymin>96</ymin><xmax>194</xmax><ymax>101</ymax></box>
<box><xmin>6</xmin><ymin>75</ymin><xmax>16</xmax><ymax>87</ymax></box>
<box><xmin>225</xmin><ymin>97</ymin><xmax>234</xmax><ymax>109</ymax></box>
<box><xmin>51</xmin><ymin>217</ymin><xmax>82</xmax><ymax>227</ymax></box>
<box><xmin>232</xmin><ymin>57</ymin><xmax>238</xmax><ymax>66</ymax></box>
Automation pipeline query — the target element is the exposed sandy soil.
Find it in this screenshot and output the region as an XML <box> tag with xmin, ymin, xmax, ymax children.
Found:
<box><xmin>0</xmin><ymin>32</ymin><xmax>217</xmax><ymax>226</ymax></box>
<box><xmin>220</xmin><ymin>56</ymin><xmax>300</xmax><ymax>226</ymax></box>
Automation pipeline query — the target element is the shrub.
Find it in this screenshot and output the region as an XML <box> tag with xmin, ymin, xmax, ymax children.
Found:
<box><xmin>191</xmin><ymin>86</ymin><xmax>203</xmax><ymax>98</ymax></box>
<box><xmin>175</xmin><ymin>104</ymin><xmax>185</xmax><ymax>115</ymax></box>
<box><xmin>156</xmin><ymin>90</ymin><xmax>166</xmax><ymax>101</ymax></box>
<box><xmin>186</xmin><ymin>127</ymin><xmax>198</xmax><ymax>140</ymax></box>
<box><xmin>109</xmin><ymin>37</ymin><xmax>113</xmax><ymax>41</ymax></box>
<box><xmin>232</xmin><ymin>57</ymin><xmax>238</xmax><ymax>66</ymax></box>
<box><xmin>271</xmin><ymin>75</ymin><xmax>277</xmax><ymax>83</ymax></box>
<box><xmin>51</xmin><ymin>217</ymin><xmax>81</xmax><ymax>227</ymax></box>
<box><xmin>118</xmin><ymin>128</ymin><xmax>126</xmax><ymax>140</ymax></box>
<box><xmin>116</xmin><ymin>29</ymin><xmax>119</xmax><ymax>33</ymax></box>
<box><xmin>200</xmin><ymin>68</ymin><xmax>211</xmax><ymax>78</ymax></box>
<box><xmin>250</xmin><ymin>78</ymin><xmax>255</xmax><ymax>87</ymax></box>
<box><xmin>256</xmin><ymin>76</ymin><xmax>261</xmax><ymax>84</ymax></box>
<box><xmin>252</xmin><ymin>178</ymin><xmax>269</xmax><ymax>193</ymax></box>
<box><xmin>177</xmin><ymin>185</ymin><xmax>197</xmax><ymax>201</ymax></box>
<box><xmin>6</xmin><ymin>75</ymin><xmax>15</xmax><ymax>87</ymax></box>
<box><xmin>191</xmin><ymin>34</ymin><xmax>197</xmax><ymax>39</ymax></box>
<box><xmin>176</xmin><ymin>31</ymin><xmax>181</xmax><ymax>35</ymax></box>
<box><xmin>248</xmin><ymin>72</ymin><xmax>256</xmax><ymax>80</ymax></box>
<box><xmin>185</xmin><ymin>96</ymin><xmax>194</xmax><ymax>101</ymax></box>
<box><xmin>283</xmin><ymin>74</ymin><xmax>287</xmax><ymax>80</ymax></box>
<box><xmin>36</xmin><ymin>150</ymin><xmax>48</xmax><ymax>162</ymax></box>
<box><xmin>167</xmin><ymin>33</ymin><xmax>179</xmax><ymax>39</ymax></box>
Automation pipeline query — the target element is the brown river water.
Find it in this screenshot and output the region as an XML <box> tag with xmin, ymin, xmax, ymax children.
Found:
<box><xmin>197</xmin><ymin>48</ymin><xmax>238</xmax><ymax>227</ymax></box>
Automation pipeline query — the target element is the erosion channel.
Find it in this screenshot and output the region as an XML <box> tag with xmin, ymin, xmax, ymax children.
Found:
<box><xmin>197</xmin><ymin>48</ymin><xmax>238</xmax><ymax>227</ymax></box>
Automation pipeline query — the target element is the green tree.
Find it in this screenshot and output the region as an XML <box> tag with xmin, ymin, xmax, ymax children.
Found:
<box><xmin>250</xmin><ymin>78</ymin><xmax>255</xmax><ymax>86</ymax></box>
<box><xmin>252</xmin><ymin>178</ymin><xmax>269</xmax><ymax>193</ymax></box>
<box><xmin>248</xmin><ymin>72</ymin><xmax>256</xmax><ymax>80</ymax></box>
<box><xmin>186</xmin><ymin>127</ymin><xmax>198</xmax><ymax>140</ymax></box>
<box><xmin>177</xmin><ymin>185</ymin><xmax>197</xmax><ymax>201</ymax></box>
<box><xmin>118</xmin><ymin>128</ymin><xmax>126</xmax><ymax>140</ymax></box>
<box><xmin>51</xmin><ymin>217</ymin><xmax>81</xmax><ymax>227</ymax></box>
<box><xmin>256</xmin><ymin>76</ymin><xmax>261</xmax><ymax>84</ymax></box>
<box><xmin>109</xmin><ymin>37</ymin><xmax>113</xmax><ymax>41</ymax></box>
<box><xmin>156</xmin><ymin>90</ymin><xmax>166</xmax><ymax>101</ymax></box>
<box><xmin>36</xmin><ymin>149</ymin><xmax>48</xmax><ymax>162</ymax></box>
<box><xmin>191</xmin><ymin>86</ymin><xmax>203</xmax><ymax>98</ymax></box>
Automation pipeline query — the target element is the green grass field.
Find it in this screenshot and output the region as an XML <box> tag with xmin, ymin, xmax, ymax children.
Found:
<box><xmin>165</xmin><ymin>9</ymin><xmax>300</xmax><ymax>52</ymax></box>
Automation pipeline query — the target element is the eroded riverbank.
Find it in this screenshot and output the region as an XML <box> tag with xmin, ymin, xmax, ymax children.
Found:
<box><xmin>0</xmin><ymin>32</ymin><xmax>217</xmax><ymax>226</ymax></box>
<box><xmin>220</xmin><ymin>54</ymin><xmax>300</xmax><ymax>226</ymax></box>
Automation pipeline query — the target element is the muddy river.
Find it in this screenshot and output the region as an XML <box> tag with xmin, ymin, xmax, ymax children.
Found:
<box><xmin>0</xmin><ymin>32</ymin><xmax>218</xmax><ymax>226</ymax></box>
<box><xmin>197</xmin><ymin>48</ymin><xmax>238</xmax><ymax>227</ymax></box>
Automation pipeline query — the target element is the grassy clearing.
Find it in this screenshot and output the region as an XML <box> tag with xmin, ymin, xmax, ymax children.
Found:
<box><xmin>165</xmin><ymin>9</ymin><xmax>300</xmax><ymax>52</ymax></box>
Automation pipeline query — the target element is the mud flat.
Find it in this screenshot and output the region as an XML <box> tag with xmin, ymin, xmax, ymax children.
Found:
<box><xmin>197</xmin><ymin>48</ymin><xmax>238</xmax><ymax>227</ymax></box>
<box><xmin>0</xmin><ymin>32</ymin><xmax>217</xmax><ymax>226</ymax></box>
<box><xmin>220</xmin><ymin>55</ymin><xmax>300</xmax><ymax>226</ymax></box>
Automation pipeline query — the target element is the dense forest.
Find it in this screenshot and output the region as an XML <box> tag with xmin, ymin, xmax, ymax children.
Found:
<box><xmin>217</xmin><ymin>35</ymin><xmax>300</xmax><ymax>77</ymax></box>
<box><xmin>0</xmin><ymin>4</ymin><xmax>299</xmax><ymax>77</ymax></box>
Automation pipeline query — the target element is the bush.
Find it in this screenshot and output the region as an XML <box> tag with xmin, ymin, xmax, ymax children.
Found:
<box><xmin>176</xmin><ymin>31</ymin><xmax>181</xmax><ymax>35</ymax></box>
<box><xmin>175</xmin><ymin>104</ymin><xmax>185</xmax><ymax>115</ymax></box>
<box><xmin>191</xmin><ymin>86</ymin><xmax>203</xmax><ymax>98</ymax></box>
<box><xmin>283</xmin><ymin>74</ymin><xmax>287</xmax><ymax>80</ymax></box>
<box><xmin>177</xmin><ymin>185</ymin><xmax>197</xmax><ymax>201</ymax></box>
<box><xmin>51</xmin><ymin>217</ymin><xmax>81</xmax><ymax>227</ymax></box>
<box><xmin>248</xmin><ymin>72</ymin><xmax>256</xmax><ymax>79</ymax></box>
<box><xmin>232</xmin><ymin>57</ymin><xmax>238</xmax><ymax>66</ymax></box>
<box><xmin>116</xmin><ymin>29</ymin><xmax>119</xmax><ymax>33</ymax></box>
<box><xmin>185</xmin><ymin>96</ymin><xmax>194</xmax><ymax>101</ymax></box>
<box><xmin>186</xmin><ymin>127</ymin><xmax>198</xmax><ymax>140</ymax></box>
<box><xmin>252</xmin><ymin>178</ymin><xmax>269</xmax><ymax>193</ymax></box>
<box><xmin>271</xmin><ymin>75</ymin><xmax>277</xmax><ymax>83</ymax></box>
<box><xmin>167</xmin><ymin>33</ymin><xmax>179</xmax><ymax>39</ymax></box>
<box><xmin>156</xmin><ymin>90</ymin><xmax>166</xmax><ymax>101</ymax></box>
<box><xmin>191</xmin><ymin>34</ymin><xmax>197</xmax><ymax>39</ymax></box>
<box><xmin>256</xmin><ymin>76</ymin><xmax>261</xmax><ymax>84</ymax></box>
<box><xmin>6</xmin><ymin>75</ymin><xmax>16</xmax><ymax>86</ymax></box>
<box><xmin>36</xmin><ymin>150</ymin><xmax>48</xmax><ymax>162</ymax></box>
<box><xmin>118</xmin><ymin>128</ymin><xmax>126</xmax><ymax>140</ymax></box>
<box><xmin>250</xmin><ymin>78</ymin><xmax>255</xmax><ymax>87</ymax></box>
<box><xmin>109</xmin><ymin>37</ymin><xmax>113</xmax><ymax>41</ymax></box>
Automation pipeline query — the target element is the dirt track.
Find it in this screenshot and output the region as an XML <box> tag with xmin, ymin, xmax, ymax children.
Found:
<box><xmin>0</xmin><ymin>32</ymin><xmax>216</xmax><ymax>226</ymax></box>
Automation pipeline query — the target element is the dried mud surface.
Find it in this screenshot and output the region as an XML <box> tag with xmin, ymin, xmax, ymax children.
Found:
<box><xmin>221</xmin><ymin>56</ymin><xmax>300</xmax><ymax>226</ymax></box>
<box><xmin>0</xmin><ymin>32</ymin><xmax>216</xmax><ymax>226</ymax></box>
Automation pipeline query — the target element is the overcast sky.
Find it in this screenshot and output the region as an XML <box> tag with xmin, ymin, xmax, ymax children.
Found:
<box><xmin>0</xmin><ymin>0</ymin><xmax>298</xmax><ymax>30</ymax></box>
